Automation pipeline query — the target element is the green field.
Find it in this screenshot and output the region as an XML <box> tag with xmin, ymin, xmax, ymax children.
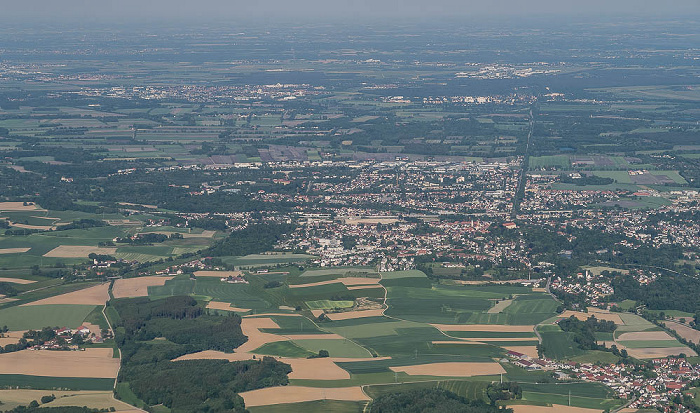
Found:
<box><xmin>511</xmin><ymin>382</ymin><xmax>623</xmax><ymax>410</ymax></box>
<box><xmin>300</xmin><ymin>267</ymin><xmax>378</xmax><ymax>278</ymax></box>
<box><xmin>222</xmin><ymin>253</ymin><xmax>313</xmax><ymax>267</ymax></box>
<box><xmin>252</xmin><ymin>341</ymin><xmax>316</xmax><ymax>358</ymax></box>
<box><xmin>365</xmin><ymin>380</ymin><xmax>489</xmax><ymax>402</ymax></box>
<box><xmin>384</xmin><ymin>284</ymin><xmax>556</xmax><ymax>325</ymax></box>
<box><xmin>568</xmin><ymin>351</ymin><xmax>621</xmax><ymax>364</ymax></box>
<box><xmin>379</xmin><ymin>270</ymin><xmax>429</xmax><ymax>279</ymax></box>
<box><xmin>0</xmin><ymin>374</ymin><xmax>114</xmax><ymax>391</ymax></box>
<box><xmin>539</xmin><ymin>325</ymin><xmax>585</xmax><ymax>359</ymax></box>
<box><xmin>148</xmin><ymin>276</ymin><xmax>274</xmax><ymax>311</ymax></box>
<box><xmin>529</xmin><ymin>155</ymin><xmax>570</xmax><ymax>169</ymax></box>
<box><xmin>0</xmin><ymin>304</ymin><xmax>98</xmax><ymax>330</ymax></box>
<box><xmin>617</xmin><ymin>340</ymin><xmax>683</xmax><ymax>348</ymax></box>
<box><xmin>115</xmin><ymin>382</ymin><xmax>149</xmax><ymax>409</ymax></box>
<box><xmin>445</xmin><ymin>331</ymin><xmax>536</xmax><ymax>339</ymax></box>
<box><xmin>248</xmin><ymin>400</ymin><xmax>364</xmax><ymax>413</ymax></box>
<box><xmin>293</xmin><ymin>338</ymin><xmax>372</xmax><ymax>358</ymax></box>
<box><xmin>305</xmin><ymin>300</ymin><xmax>355</xmax><ymax>310</ymax></box>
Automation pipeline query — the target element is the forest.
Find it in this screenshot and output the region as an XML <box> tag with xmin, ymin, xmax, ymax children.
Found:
<box><xmin>111</xmin><ymin>296</ymin><xmax>291</xmax><ymax>412</ymax></box>
<box><xmin>369</xmin><ymin>389</ymin><xmax>513</xmax><ymax>413</ymax></box>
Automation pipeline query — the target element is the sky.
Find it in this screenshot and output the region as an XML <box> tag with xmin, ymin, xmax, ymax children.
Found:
<box><xmin>2</xmin><ymin>0</ymin><xmax>699</xmax><ymax>23</ymax></box>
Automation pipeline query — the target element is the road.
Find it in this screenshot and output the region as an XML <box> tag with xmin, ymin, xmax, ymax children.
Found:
<box><xmin>533</xmin><ymin>276</ymin><xmax>563</xmax><ymax>350</ymax></box>
<box><xmin>512</xmin><ymin>106</ymin><xmax>535</xmax><ymax>218</ymax></box>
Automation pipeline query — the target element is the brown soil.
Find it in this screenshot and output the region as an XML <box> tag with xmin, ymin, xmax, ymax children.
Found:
<box><xmin>22</xmin><ymin>283</ymin><xmax>110</xmax><ymax>306</ymax></box>
<box><xmin>389</xmin><ymin>362</ymin><xmax>506</xmax><ymax>377</ymax></box>
<box><xmin>112</xmin><ymin>276</ymin><xmax>173</xmax><ymax>298</ymax></box>
<box><xmin>0</xmin><ymin>348</ymin><xmax>119</xmax><ymax>378</ymax></box>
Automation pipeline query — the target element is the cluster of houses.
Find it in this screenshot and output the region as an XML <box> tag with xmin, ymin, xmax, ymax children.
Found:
<box><xmin>506</xmin><ymin>350</ymin><xmax>556</xmax><ymax>371</ymax></box>
<box><xmin>506</xmin><ymin>350</ymin><xmax>700</xmax><ymax>411</ymax></box>
<box><xmin>572</xmin><ymin>358</ymin><xmax>700</xmax><ymax>411</ymax></box>
<box><xmin>30</xmin><ymin>325</ymin><xmax>104</xmax><ymax>351</ymax></box>
<box><xmin>220</xmin><ymin>274</ymin><xmax>248</xmax><ymax>284</ymax></box>
<box><xmin>550</xmin><ymin>275</ymin><xmax>614</xmax><ymax>307</ymax></box>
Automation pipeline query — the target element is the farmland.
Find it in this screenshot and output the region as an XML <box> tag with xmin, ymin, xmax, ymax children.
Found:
<box><xmin>0</xmin><ymin>14</ymin><xmax>699</xmax><ymax>413</ymax></box>
<box><xmin>0</xmin><ymin>304</ymin><xmax>98</xmax><ymax>330</ymax></box>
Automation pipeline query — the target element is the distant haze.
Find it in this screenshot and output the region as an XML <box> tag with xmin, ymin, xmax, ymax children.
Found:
<box><xmin>3</xmin><ymin>0</ymin><xmax>699</xmax><ymax>23</ymax></box>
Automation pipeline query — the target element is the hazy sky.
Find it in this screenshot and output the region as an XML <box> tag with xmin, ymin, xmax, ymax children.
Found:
<box><xmin>3</xmin><ymin>0</ymin><xmax>699</xmax><ymax>22</ymax></box>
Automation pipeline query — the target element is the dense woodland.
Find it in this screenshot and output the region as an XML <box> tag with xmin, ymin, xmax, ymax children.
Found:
<box><xmin>369</xmin><ymin>389</ymin><xmax>513</xmax><ymax>413</ymax></box>
<box><xmin>111</xmin><ymin>296</ymin><xmax>291</xmax><ymax>412</ymax></box>
<box><xmin>558</xmin><ymin>315</ymin><xmax>617</xmax><ymax>351</ymax></box>
<box><xmin>611</xmin><ymin>274</ymin><xmax>700</xmax><ymax>314</ymax></box>
<box><xmin>206</xmin><ymin>223</ymin><xmax>297</xmax><ymax>257</ymax></box>
<box><xmin>2</xmin><ymin>408</ymin><xmax>113</xmax><ymax>413</ymax></box>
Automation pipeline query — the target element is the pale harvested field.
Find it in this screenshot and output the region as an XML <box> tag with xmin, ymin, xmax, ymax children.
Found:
<box><xmin>532</xmin><ymin>287</ymin><xmax>547</xmax><ymax>292</ymax></box>
<box><xmin>0</xmin><ymin>390</ymin><xmax>137</xmax><ymax>412</ymax></box>
<box><xmin>43</xmin><ymin>245</ymin><xmax>117</xmax><ymax>258</ymax></box>
<box><xmin>0</xmin><ymin>348</ymin><xmax>119</xmax><ymax>378</ymax></box>
<box><xmin>112</xmin><ymin>276</ymin><xmax>173</xmax><ymax>298</ymax></box>
<box><xmin>0</xmin><ymin>248</ymin><xmax>31</xmax><ymax>255</ymax></box>
<box><xmin>347</xmin><ymin>284</ymin><xmax>383</xmax><ymax>290</ymax></box>
<box><xmin>286</xmin><ymin>357</ymin><xmax>350</xmax><ymax>380</ymax></box>
<box><xmin>11</xmin><ymin>223</ymin><xmax>53</xmax><ymax>230</ymax></box>
<box><xmin>503</xmin><ymin>346</ymin><xmax>539</xmax><ymax>358</ymax></box>
<box><xmin>560</xmin><ymin>310</ymin><xmax>623</xmax><ymax>325</ymax></box>
<box><xmin>81</xmin><ymin>323</ymin><xmax>101</xmax><ymax>337</ymax></box>
<box><xmin>488</xmin><ymin>299</ymin><xmax>513</xmax><ymax>314</ymax></box>
<box><xmin>0</xmin><ymin>276</ymin><xmax>34</xmax><ymax>284</ymax></box>
<box><xmin>241</xmin><ymin>386</ymin><xmax>369</xmax><ymax>407</ymax></box>
<box><xmin>432</xmin><ymin>324</ymin><xmax>535</xmax><ymax>333</ymax></box>
<box><xmin>194</xmin><ymin>270</ymin><xmax>243</xmax><ymax>278</ymax></box>
<box><xmin>206</xmin><ymin>301</ymin><xmax>251</xmax><ymax>312</ymax></box>
<box><xmin>183</xmin><ymin>230</ymin><xmax>216</xmax><ymax>238</ymax></box>
<box><xmin>460</xmin><ymin>337</ymin><xmax>538</xmax><ymax>342</ymax></box>
<box><xmin>243</xmin><ymin>313</ymin><xmax>301</xmax><ymax>318</ymax></box>
<box><xmin>326</xmin><ymin>309</ymin><xmax>385</xmax><ymax>321</ymax></box>
<box><xmin>0</xmin><ymin>331</ymin><xmax>27</xmax><ymax>346</ymax></box>
<box><xmin>289</xmin><ymin>280</ymin><xmax>340</xmax><ymax>288</ymax></box>
<box><xmin>0</xmin><ymin>202</ymin><xmax>40</xmax><ymax>211</ymax></box>
<box><xmin>145</xmin><ymin>230</ymin><xmax>215</xmax><ymax>238</ymax></box>
<box><xmin>456</xmin><ymin>279</ymin><xmax>544</xmax><ymax>285</ymax></box>
<box><xmin>45</xmin><ymin>392</ymin><xmax>139</xmax><ymax>411</ymax></box>
<box><xmin>511</xmin><ymin>404</ymin><xmax>602</xmax><ymax>413</ymax></box>
<box><xmin>338</xmin><ymin>277</ymin><xmax>380</xmax><ymax>286</ymax></box>
<box><xmin>627</xmin><ymin>347</ymin><xmax>697</xmax><ymax>359</ymax></box>
<box><xmin>118</xmin><ymin>202</ymin><xmax>157</xmax><ymax>209</ymax></box>
<box><xmin>390</xmin><ymin>362</ymin><xmax>505</xmax><ymax>377</ymax></box>
<box><xmin>664</xmin><ymin>321</ymin><xmax>700</xmax><ymax>345</ymax></box>
<box><xmin>584</xmin><ymin>266</ymin><xmax>629</xmax><ymax>276</ymax></box>
<box><xmin>289</xmin><ymin>277</ymin><xmax>379</xmax><ymax>289</ymax></box>
<box><xmin>235</xmin><ymin>317</ymin><xmax>284</xmax><ymax>353</ymax></box>
<box><xmin>311</xmin><ymin>309</ymin><xmax>325</xmax><ymax>318</ymax></box>
<box><xmin>617</xmin><ymin>331</ymin><xmax>675</xmax><ymax>341</ymax></box>
<box><xmin>23</xmin><ymin>283</ymin><xmax>109</xmax><ymax>306</ymax></box>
